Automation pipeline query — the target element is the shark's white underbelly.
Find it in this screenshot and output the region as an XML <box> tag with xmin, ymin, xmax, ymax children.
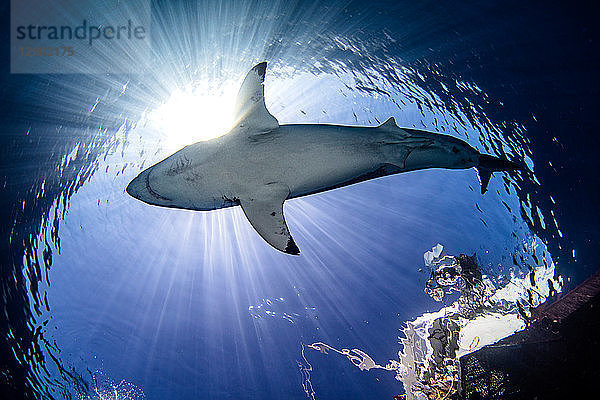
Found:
<box><xmin>126</xmin><ymin>61</ymin><xmax>498</xmax><ymax>255</ymax></box>
<box><xmin>237</xmin><ymin>125</ymin><xmax>386</xmax><ymax>198</ymax></box>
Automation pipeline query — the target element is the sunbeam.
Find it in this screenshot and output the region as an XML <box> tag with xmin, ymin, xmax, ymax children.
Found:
<box><xmin>149</xmin><ymin>80</ymin><xmax>239</xmax><ymax>148</ymax></box>
<box><xmin>3</xmin><ymin>1</ymin><xmax>586</xmax><ymax>400</ymax></box>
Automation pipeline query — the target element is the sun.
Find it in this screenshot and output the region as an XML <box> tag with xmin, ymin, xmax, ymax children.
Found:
<box><xmin>150</xmin><ymin>80</ymin><xmax>239</xmax><ymax>148</ymax></box>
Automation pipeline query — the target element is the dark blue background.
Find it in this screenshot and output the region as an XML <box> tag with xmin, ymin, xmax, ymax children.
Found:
<box><xmin>1</xmin><ymin>1</ymin><xmax>598</xmax><ymax>399</ymax></box>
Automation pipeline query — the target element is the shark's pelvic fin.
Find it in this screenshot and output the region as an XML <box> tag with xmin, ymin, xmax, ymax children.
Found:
<box><xmin>239</xmin><ymin>182</ymin><xmax>299</xmax><ymax>255</ymax></box>
<box><xmin>378</xmin><ymin>116</ymin><xmax>398</xmax><ymax>130</ymax></box>
<box><xmin>233</xmin><ymin>62</ymin><xmax>279</xmax><ymax>132</ymax></box>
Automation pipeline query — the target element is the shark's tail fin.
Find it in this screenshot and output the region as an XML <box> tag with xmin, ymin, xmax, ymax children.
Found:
<box><xmin>476</xmin><ymin>154</ymin><xmax>522</xmax><ymax>194</ymax></box>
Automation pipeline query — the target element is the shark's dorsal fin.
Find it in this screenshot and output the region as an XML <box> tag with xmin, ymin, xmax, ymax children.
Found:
<box><xmin>378</xmin><ymin>117</ymin><xmax>398</xmax><ymax>130</ymax></box>
<box><xmin>233</xmin><ymin>62</ymin><xmax>279</xmax><ymax>132</ymax></box>
<box><xmin>239</xmin><ymin>182</ymin><xmax>299</xmax><ymax>255</ymax></box>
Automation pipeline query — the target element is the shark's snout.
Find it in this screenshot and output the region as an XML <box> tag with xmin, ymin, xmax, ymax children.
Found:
<box><xmin>126</xmin><ymin>171</ymin><xmax>145</xmax><ymax>200</ymax></box>
<box><xmin>126</xmin><ymin>168</ymin><xmax>174</xmax><ymax>205</ymax></box>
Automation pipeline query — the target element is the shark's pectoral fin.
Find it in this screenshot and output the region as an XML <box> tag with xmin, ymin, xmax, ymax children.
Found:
<box><xmin>233</xmin><ymin>62</ymin><xmax>279</xmax><ymax>133</ymax></box>
<box><xmin>239</xmin><ymin>183</ymin><xmax>299</xmax><ymax>255</ymax></box>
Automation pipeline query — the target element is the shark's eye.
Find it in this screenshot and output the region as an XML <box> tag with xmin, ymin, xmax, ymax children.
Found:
<box><xmin>452</xmin><ymin>146</ymin><xmax>459</xmax><ymax>153</ymax></box>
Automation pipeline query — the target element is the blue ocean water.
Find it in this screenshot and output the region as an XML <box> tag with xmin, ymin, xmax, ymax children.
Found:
<box><xmin>1</xmin><ymin>1</ymin><xmax>598</xmax><ymax>399</ymax></box>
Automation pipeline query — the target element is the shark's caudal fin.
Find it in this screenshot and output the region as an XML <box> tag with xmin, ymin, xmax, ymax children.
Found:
<box><xmin>476</xmin><ymin>154</ymin><xmax>522</xmax><ymax>194</ymax></box>
<box><xmin>233</xmin><ymin>62</ymin><xmax>279</xmax><ymax>132</ymax></box>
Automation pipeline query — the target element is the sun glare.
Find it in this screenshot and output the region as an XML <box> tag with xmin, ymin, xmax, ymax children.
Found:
<box><xmin>151</xmin><ymin>80</ymin><xmax>239</xmax><ymax>148</ymax></box>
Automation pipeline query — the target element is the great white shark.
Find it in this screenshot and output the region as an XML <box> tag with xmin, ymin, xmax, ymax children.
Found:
<box><xmin>127</xmin><ymin>62</ymin><xmax>520</xmax><ymax>255</ymax></box>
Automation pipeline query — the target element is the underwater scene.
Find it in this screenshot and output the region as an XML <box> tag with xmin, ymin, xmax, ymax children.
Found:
<box><xmin>1</xmin><ymin>1</ymin><xmax>599</xmax><ymax>399</ymax></box>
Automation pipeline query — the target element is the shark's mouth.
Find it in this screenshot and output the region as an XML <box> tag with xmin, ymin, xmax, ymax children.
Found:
<box><xmin>145</xmin><ymin>171</ymin><xmax>172</xmax><ymax>202</ymax></box>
